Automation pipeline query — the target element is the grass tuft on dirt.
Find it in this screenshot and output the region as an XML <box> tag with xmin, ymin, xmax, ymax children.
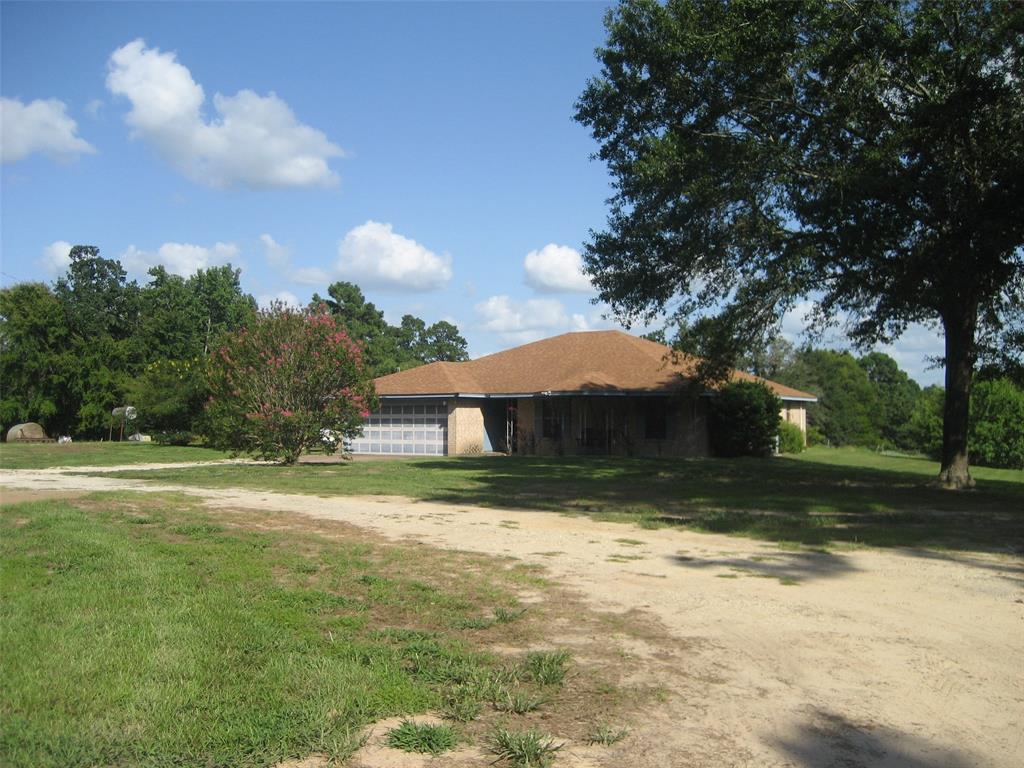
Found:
<box><xmin>489</xmin><ymin>727</ymin><xmax>562</xmax><ymax>767</ymax></box>
<box><xmin>385</xmin><ymin>720</ymin><xmax>458</xmax><ymax>755</ymax></box>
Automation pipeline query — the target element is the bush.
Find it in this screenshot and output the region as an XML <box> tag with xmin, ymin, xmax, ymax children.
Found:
<box><xmin>153</xmin><ymin>430</ymin><xmax>194</xmax><ymax>446</ymax></box>
<box><xmin>202</xmin><ymin>304</ymin><xmax>376</xmax><ymax>464</ymax></box>
<box><xmin>777</xmin><ymin>421</ymin><xmax>805</xmax><ymax>453</ymax></box>
<box><xmin>905</xmin><ymin>386</ymin><xmax>944</xmax><ymax>458</ymax></box>
<box><xmin>805</xmin><ymin>425</ymin><xmax>826</xmax><ymax>446</ymax></box>
<box><xmin>709</xmin><ymin>381</ymin><xmax>782</xmax><ymax>458</ymax></box>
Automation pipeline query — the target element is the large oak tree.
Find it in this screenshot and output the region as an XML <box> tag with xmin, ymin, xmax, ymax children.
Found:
<box><xmin>575</xmin><ymin>0</ymin><xmax>1023</xmax><ymax>487</ymax></box>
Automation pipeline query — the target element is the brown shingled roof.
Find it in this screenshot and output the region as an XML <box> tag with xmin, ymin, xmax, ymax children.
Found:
<box><xmin>374</xmin><ymin>330</ymin><xmax>817</xmax><ymax>401</ymax></box>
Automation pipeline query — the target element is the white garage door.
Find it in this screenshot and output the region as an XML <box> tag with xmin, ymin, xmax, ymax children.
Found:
<box><xmin>350</xmin><ymin>400</ymin><xmax>448</xmax><ymax>456</ymax></box>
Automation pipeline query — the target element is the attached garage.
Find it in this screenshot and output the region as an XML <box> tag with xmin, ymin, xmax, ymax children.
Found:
<box><xmin>349</xmin><ymin>398</ymin><xmax>448</xmax><ymax>456</ymax></box>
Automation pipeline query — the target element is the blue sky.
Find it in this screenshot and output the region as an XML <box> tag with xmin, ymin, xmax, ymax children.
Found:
<box><xmin>1</xmin><ymin>1</ymin><xmax>944</xmax><ymax>383</ymax></box>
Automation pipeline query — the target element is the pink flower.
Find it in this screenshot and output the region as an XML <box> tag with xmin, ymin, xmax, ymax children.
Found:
<box><xmin>281</xmin><ymin>409</ymin><xmax>293</xmax><ymax>417</ymax></box>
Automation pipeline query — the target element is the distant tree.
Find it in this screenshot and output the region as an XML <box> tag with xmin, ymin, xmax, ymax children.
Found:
<box><xmin>313</xmin><ymin>282</ymin><xmax>403</xmax><ymax>376</ymax></box>
<box><xmin>188</xmin><ymin>265</ymin><xmax>257</xmax><ymax>355</ymax></box>
<box><xmin>420</xmin><ymin>321</ymin><xmax>469</xmax><ymax>363</ymax></box>
<box><xmin>204</xmin><ymin>304</ymin><xmax>375</xmax><ymax>464</ymax></box>
<box><xmin>740</xmin><ymin>337</ymin><xmax>796</xmax><ymax>382</ymax></box>
<box><xmin>779</xmin><ymin>349</ymin><xmax>882</xmax><ymax>446</ymax></box>
<box><xmin>858</xmin><ymin>352</ymin><xmax>922</xmax><ymax>450</ymax></box>
<box><xmin>0</xmin><ymin>283</ymin><xmax>74</xmax><ymax>434</ymax></box>
<box><xmin>395</xmin><ymin>314</ymin><xmax>428</xmax><ymax>362</ymax></box>
<box><xmin>709</xmin><ymin>381</ymin><xmax>781</xmax><ymax>458</ymax></box>
<box><xmin>52</xmin><ymin>246</ymin><xmax>142</xmax><ymax>435</ymax></box>
<box><xmin>54</xmin><ymin>246</ymin><xmax>140</xmax><ymax>342</ymax></box>
<box><xmin>575</xmin><ymin>0</ymin><xmax>1024</xmax><ymax>487</ymax></box>
<box><xmin>314</xmin><ymin>281</ymin><xmax>470</xmax><ymax>375</ymax></box>
<box><xmin>139</xmin><ymin>267</ymin><xmax>204</xmax><ymax>361</ymax></box>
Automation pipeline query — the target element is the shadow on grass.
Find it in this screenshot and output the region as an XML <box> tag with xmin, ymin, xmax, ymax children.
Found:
<box><xmin>101</xmin><ymin>452</ymin><xmax>1024</xmax><ymax>555</ymax></box>
<box><xmin>771</xmin><ymin>708</ymin><xmax>978</xmax><ymax>768</ymax></box>
<box><xmin>403</xmin><ymin>455</ymin><xmax>1024</xmax><ymax>554</ymax></box>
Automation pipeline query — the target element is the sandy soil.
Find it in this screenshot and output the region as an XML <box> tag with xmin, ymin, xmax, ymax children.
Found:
<box><xmin>2</xmin><ymin>465</ymin><xmax>1022</xmax><ymax>768</ymax></box>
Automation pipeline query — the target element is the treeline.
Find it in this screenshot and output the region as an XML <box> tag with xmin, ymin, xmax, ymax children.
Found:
<box><xmin>0</xmin><ymin>246</ymin><xmax>468</xmax><ymax>440</ymax></box>
<box><xmin>741</xmin><ymin>338</ymin><xmax>1024</xmax><ymax>469</ymax></box>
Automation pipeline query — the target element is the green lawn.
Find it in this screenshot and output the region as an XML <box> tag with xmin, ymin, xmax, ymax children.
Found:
<box><xmin>0</xmin><ymin>442</ymin><xmax>231</xmax><ymax>469</ymax></box>
<box><xmin>88</xmin><ymin>447</ymin><xmax>1024</xmax><ymax>553</ymax></box>
<box><xmin>0</xmin><ymin>493</ymin><xmax>593</xmax><ymax>767</ymax></box>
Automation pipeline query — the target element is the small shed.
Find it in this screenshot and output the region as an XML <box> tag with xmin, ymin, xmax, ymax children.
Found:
<box><xmin>6</xmin><ymin>422</ymin><xmax>51</xmax><ymax>442</ymax></box>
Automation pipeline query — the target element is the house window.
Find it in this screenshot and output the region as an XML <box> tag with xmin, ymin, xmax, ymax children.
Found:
<box><xmin>644</xmin><ymin>399</ymin><xmax>668</xmax><ymax>439</ymax></box>
<box><xmin>541</xmin><ymin>398</ymin><xmax>570</xmax><ymax>439</ymax></box>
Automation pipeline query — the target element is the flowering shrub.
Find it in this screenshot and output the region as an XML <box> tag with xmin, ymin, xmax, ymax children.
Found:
<box><xmin>203</xmin><ymin>303</ymin><xmax>376</xmax><ymax>464</ymax></box>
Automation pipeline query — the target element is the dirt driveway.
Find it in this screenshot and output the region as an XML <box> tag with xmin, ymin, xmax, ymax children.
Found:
<box><xmin>2</xmin><ymin>465</ymin><xmax>1022</xmax><ymax>768</ymax></box>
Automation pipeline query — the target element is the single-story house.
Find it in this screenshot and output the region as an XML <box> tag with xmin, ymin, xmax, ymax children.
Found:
<box><xmin>350</xmin><ymin>330</ymin><xmax>816</xmax><ymax>457</ymax></box>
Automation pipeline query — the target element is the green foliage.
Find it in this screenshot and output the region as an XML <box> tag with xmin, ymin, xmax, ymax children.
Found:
<box><xmin>787</xmin><ymin>350</ymin><xmax>882</xmax><ymax>447</ymax></box>
<box><xmin>777</xmin><ymin>421</ymin><xmax>805</xmax><ymax>454</ymax></box>
<box><xmin>385</xmin><ymin>721</ymin><xmax>458</xmax><ymax>755</ymax></box>
<box><xmin>906</xmin><ymin>386</ymin><xmax>945</xmax><ymax>459</ymax></box>
<box><xmin>709</xmin><ymin>382</ymin><xmax>781</xmax><ymax>458</ymax></box>
<box><xmin>203</xmin><ymin>304</ymin><xmax>376</xmax><ymax>464</ymax></box>
<box><xmin>127</xmin><ymin>358</ymin><xmax>207</xmax><ymax>433</ymax></box>
<box><xmin>575</xmin><ymin>0</ymin><xmax>1024</xmax><ymax>484</ymax></box>
<box><xmin>858</xmin><ymin>353</ymin><xmax>922</xmax><ymax>449</ymax></box>
<box><xmin>0</xmin><ymin>283</ymin><xmax>74</xmax><ymax>435</ymax></box>
<box><xmin>970</xmin><ymin>379</ymin><xmax>1024</xmax><ymax>469</ymax></box>
<box><xmin>0</xmin><ymin>249</ymin><xmax>256</xmax><ymax>439</ymax></box>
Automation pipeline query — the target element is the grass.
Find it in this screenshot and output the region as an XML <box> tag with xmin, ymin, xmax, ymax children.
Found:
<box><xmin>84</xmin><ymin>445</ymin><xmax>1024</xmax><ymax>552</ymax></box>
<box><xmin>489</xmin><ymin>727</ymin><xmax>562</xmax><ymax>767</ymax></box>
<box><xmin>493</xmin><ymin>688</ymin><xmax>546</xmax><ymax>714</ymax></box>
<box><xmin>587</xmin><ymin>724</ymin><xmax>629</xmax><ymax>746</ymax></box>
<box><xmin>0</xmin><ymin>493</ymin><xmax>540</xmax><ymax>767</ymax></box>
<box><xmin>385</xmin><ymin>720</ymin><xmax>458</xmax><ymax>755</ymax></box>
<box><xmin>0</xmin><ymin>441</ymin><xmax>230</xmax><ymax>469</ymax></box>
<box><xmin>523</xmin><ymin>650</ymin><xmax>571</xmax><ymax>686</ymax></box>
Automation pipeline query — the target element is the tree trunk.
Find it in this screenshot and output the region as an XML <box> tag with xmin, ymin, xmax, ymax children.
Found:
<box><xmin>938</xmin><ymin>307</ymin><xmax>977</xmax><ymax>489</ymax></box>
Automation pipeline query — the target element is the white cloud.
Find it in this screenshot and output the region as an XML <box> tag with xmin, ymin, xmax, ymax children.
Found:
<box><xmin>105</xmin><ymin>39</ymin><xmax>343</xmax><ymax>189</ymax></box>
<box><xmin>877</xmin><ymin>323</ymin><xmax>945</xmax><ymax>386</ymax></box>
<box><xmin>0</xmin><ymin>97</ymin><xmax>95</xmax><ymax>163</ymax></box>
<box><xmin>523</xmin><ymin>243</ymin><xmax>592</xmax><ymax>293</ymax></box>
<box><xmin>780</xmin><ymin>299</ymin><xmax>817</xmax><ymax>340</ymax></box>
<box><xmin>40</xmin><ymin>241</ymin><xmax>73</xmax><ymax>277</ymax></box>
<box><xmin>474</xmin><ymin>294</ymin><xmax>577</xmax><ymax>344</ymax></box>
<box><xmin>85</xmin><ymin>99</ymin><xmax>104</xmax><ymax>118</ymax></box>
<box><xmin>257</xmin><ymin>290</ymin><xmax>301</xmax><ymax>310</ymax></box>
<box><xmin>260</xmin><ymin>233</ymin><xmax>290</xmax><ymax>268</ymax></box>
<box><xmin>335</xmin><ymin>220</ymin><xmax>451</xmax><ymax>291</ymax></box>
<box><xmin>121</xmin><ymin>241</ymin><xmax>240</xmax><ymax>277</ymax></box>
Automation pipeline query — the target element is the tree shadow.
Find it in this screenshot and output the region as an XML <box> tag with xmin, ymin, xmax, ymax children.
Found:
<box><xmin>896</xmin><ymin>546</ymin><xmax>1024</xmax><ymax>587</ymax></box>
<box><xmin>402</xmin><ymin>455</ymin><xmax>1024</xmax><ymax>555</ymax></box>
<box><xmin>667</xmin><ymin>549</ymin><xmax>859</xmax><ymax>583</ymax></box>
<box><xmin>770</xmin><ymin>708</ymin><xmax>980</xmax><ymax>768</ymax></box>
